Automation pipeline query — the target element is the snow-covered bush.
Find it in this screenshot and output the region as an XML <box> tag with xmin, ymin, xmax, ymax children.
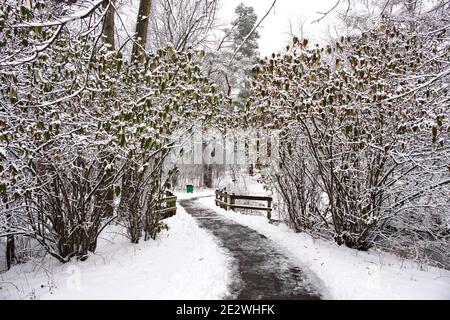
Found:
<box><xmin>0</xmin><ymin>1</ymin><xmax>223</xmax><ymax>263</ymax></box>
<box><xmin>114</xmin><ymin>46</ymin><xmax>224</xmax><ymax>242</ymax></box>
<box><xmin>248</xmin><ymin>19</ymin><xmax>449</xmax><ymax>266</ymax></box>
<box><xmin>0</xmin><ymin>0</ymin><xmax>119</xmax><ymax>263</ymax></box>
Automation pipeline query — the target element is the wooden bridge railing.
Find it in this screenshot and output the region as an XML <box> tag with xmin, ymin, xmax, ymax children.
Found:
<box><xmin>215</xmin><ymin>189</ymin><xmax>273</xmax><ymax>220</ymax></box>
<box><xmin>157</xmin><ymin>191</ymin><xmax>177</xmax><ymax>220</ymax></box>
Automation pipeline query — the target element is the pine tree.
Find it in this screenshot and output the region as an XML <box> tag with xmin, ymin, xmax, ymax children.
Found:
<box><xmin>232</xmin><ymin>3</ymin><xmax>260</xmax><ymax>59</ymax></box>
<box><xmin>231</xmin><ymin>3</ymin><xmax>260</xmax><ymax>107</ymax></box>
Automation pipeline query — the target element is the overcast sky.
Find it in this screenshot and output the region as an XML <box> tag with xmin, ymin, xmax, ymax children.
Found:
<box><xmin>218</xmin><ymin>0</ymin><xmax>337</xmax><ymax>57</ymax></box>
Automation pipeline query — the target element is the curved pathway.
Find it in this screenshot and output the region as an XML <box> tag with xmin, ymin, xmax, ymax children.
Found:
<box><xmin>180</xmin><ymin>198</ymin><xmax>321</xmax><ymax>300</ymax></box>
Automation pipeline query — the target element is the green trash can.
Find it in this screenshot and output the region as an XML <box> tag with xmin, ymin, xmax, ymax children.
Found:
<box><xmin>186</xmin><ymin>185</ymin><xmax>194</xmax><ymax>193</ymax></box>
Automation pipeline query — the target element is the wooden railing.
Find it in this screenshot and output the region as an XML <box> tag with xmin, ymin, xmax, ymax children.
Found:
<box><xmin>157</xmin><ymin>191</ymin><xmax>177</xmax><ymax>220</ymax></box>
<box><xmin>215</xmin><ymin>189</ymin><xmax>273</xmax><ymax>220</ymax></box>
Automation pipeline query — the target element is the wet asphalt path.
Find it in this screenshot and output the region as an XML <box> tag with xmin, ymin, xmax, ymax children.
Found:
<box><xmin>180</xmin><ymin>198</ymin><xmax>321</xmax><ymax>300</ymax></box>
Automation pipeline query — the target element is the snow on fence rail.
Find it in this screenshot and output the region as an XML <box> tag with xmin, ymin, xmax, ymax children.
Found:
<box><xmin>157</xmin><ymin>191</ymin><xmax>177</xmax><ymax>219</ymax></box>
<box><xmin>215</xmin><ymin>189</ymin><xmax>273</xmax><ymax>220</ymax></box>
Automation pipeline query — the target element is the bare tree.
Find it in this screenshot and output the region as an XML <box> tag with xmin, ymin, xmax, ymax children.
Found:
<box><xmin>149</xmin><ymin>0</ymin><xmax>219</xmax><ymax>51</ymax></box>
<box><xmin>287</xmin><ymin>14</ymin><xmax>307</xmax><ymax>40</ymax></box>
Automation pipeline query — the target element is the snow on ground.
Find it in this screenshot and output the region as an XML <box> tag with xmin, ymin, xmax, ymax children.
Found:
<box><xmin>196</xmin><ymin>196</ymin><xmax>450</xmax><ymax>300</ymax></box>
<box><xmin>217</xmin><ymin>172</ymin><xmax>268</xmax><ymax>196</ymax></box>
<box><xmin>174</xmin><ymin>188</ymin><xmax>215</xmax><ymax>200</ymax></box>
<box><xmin>0</xmin><ymin>205</ymin><xmax>232</xmax><ymax>300</ymax></box>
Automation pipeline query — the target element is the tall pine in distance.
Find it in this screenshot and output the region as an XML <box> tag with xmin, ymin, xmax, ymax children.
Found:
<box><xmin>203</xmin><ymin>2</ymin><xmax>260</xmax><ymax>107</ymax></box>
<box><xmin>232</xmin><ymin>3</ymin><xmax>259</xmax><ymax>57</ymax></box>
<box><xmin>231</xmin><ymin>3</ymin><xmax>260</xmax><ymax>108</ymax></box>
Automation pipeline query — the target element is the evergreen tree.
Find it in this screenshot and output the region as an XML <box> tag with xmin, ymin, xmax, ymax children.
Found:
<box><xmin>231</xmin><ymin>3</ymin><xmax>260</xmax><ymax>59</ymax></box>
<box><xmin>204</xmin><ymin>3</ymin><xmax>260</xmax><ymax>105</ymax></box>
<box><xmin>231</xmin><ymin>3</ymin><xmax>260</xmax><ymax>107</ymax></box>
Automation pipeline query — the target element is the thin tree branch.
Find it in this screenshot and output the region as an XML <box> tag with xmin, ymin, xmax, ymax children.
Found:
<box><xmin>312</xmin><ymin>0</ymin><xmax>341</xmax><ymax>24</ymax></box>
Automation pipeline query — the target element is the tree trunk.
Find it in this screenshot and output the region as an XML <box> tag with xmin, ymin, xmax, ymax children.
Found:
<box><xmin>103</xmin><ymin>0</ymin><xmax>116</xmax><ymax>50</ymax></box>
<box><xmin>6</xmin><ymin>234</ymin><xmax>15</xmax><ymax>270</ymax></box>
<box><xmin>100</xmin><ymin>1</ymin><xmax>116</xmax><ymax>218</ymax></box>
<box><xmin>203</xmin><ymin>164</ymin><xmax>213</xmax><ymax>188</ymax></box>
<box><xmin>5</xmin><ymin>205</ymin><xmax>15</xmax><ymax>270</ymax></box>
<box><xmin>202</xmin><ymin>128</ymin><xmax>213</xmax><ymax>188</ymax></box>
<box><xmin>132</xmin><ymin>0</ymin><xmax>152</xmax><ymax>61</ymax></box>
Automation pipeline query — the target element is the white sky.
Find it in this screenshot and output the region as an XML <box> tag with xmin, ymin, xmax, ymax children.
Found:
<box><xmin>218</xmin><ymin>0</ymin><xmax>338</xmax><ymax>57</ymax></box>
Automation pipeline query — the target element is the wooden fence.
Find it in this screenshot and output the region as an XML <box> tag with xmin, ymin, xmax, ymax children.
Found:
<box><xmin>215</xmin><ymin>189</ymin><xmax>273</xmax><ymax>220</ymax></box>
<box><xmin>157</xmin><ymin>191</ymin><xmax>177</xmax><ymax>220</ymax></box>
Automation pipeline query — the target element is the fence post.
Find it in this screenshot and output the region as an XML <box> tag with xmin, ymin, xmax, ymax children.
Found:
<box><xmin>230</xmin><ymin>193</ymin><xmax>235</xmax><ymax>211</ymax></box>
<box><xmin>267</xmin><ymin>198</ymin><xmax>272</xmax><ymax>220</ymax></box>
<box><xmin>224</xmin><ymin>191</ymin><xmax>229</xmax><ymax>211</ymax></box>
<box><xmin>169</xmin><ymin>194</ymin><xmax>176</xmax><ymax>212</ymax></box>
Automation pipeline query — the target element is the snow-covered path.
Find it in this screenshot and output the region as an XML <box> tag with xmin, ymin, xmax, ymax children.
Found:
<box><xmin>180</xmin><ymin>197</ymin><xmax>322</xmax><ymax>300</ymax></box>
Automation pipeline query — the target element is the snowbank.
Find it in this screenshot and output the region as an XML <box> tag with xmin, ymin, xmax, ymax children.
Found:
<box><xmin>196</xmin><ymin>197</ymin><xmax>450</xmax><ymax>300</ymax></box>
<box><xmin>0</xmin><ymin>205</ymin><xmax>231</xmax><ymax>300</ymax></box>
<box><xmin>174</xmin><ymin>189</ymin><xmax>215</xmax><ymax>200</ymax></box>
